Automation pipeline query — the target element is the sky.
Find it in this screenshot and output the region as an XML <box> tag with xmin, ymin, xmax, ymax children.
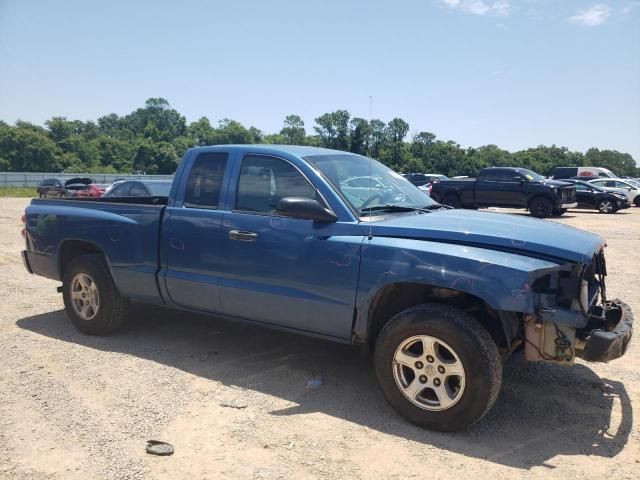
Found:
<box><xmin>0</xmin><ymin>0</ymin><xmax>639</xmax><ymax>161</ymax></box>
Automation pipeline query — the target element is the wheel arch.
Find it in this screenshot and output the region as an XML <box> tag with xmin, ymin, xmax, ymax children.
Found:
<box><xmin>57</xmin><ymin>239</ymin><xmax>107</xmax><ymax>278</ymax></box>
<box><xmin>361</xmin><ymin>282</ymin><xmax>515</xmax><ymax>354</ymax></box>
<box><xmin>527</xmin><ymin>193</ymin><xmax>553</xmax><ymax>208</ymax></box>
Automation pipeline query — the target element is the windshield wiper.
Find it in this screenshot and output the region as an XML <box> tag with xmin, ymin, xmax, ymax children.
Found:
<box><xmin>360</xmin><ymin>205</ymin><xmax>419</xmax><ymax>215</ymax></box>
<box><xmin>359</xmin><ymin>204</ymin><xmax>451</xmax><ymax>216</ymax></box>
<box><xmin>421</xmin><ymin>204</ymin><xmax>453</xmax><ymax>210</ymax></box>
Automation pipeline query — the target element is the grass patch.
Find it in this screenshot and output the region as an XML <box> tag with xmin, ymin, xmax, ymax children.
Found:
<box><xmin>0</xmin><ymin>187</ymin><xmax>36</xmax><ymax>197</ymax></box>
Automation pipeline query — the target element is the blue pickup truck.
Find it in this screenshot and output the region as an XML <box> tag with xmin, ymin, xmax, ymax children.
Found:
<box><xmin>22</xmin><ymin>145</ymin><xmax>633</xmax><ymax>431</ymax></box>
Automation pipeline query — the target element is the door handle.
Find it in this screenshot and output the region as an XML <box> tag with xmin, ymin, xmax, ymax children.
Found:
<box><xmin>229</xmin><ymin>230</ymin><xmax>258</xmax><ymax>241</ymax></box>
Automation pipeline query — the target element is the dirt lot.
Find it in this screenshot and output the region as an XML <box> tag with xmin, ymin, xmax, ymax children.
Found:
<box><xmin>0</xmin><ymin>197</ymin><xmax>638</xmax><ymax>480</ymax></box>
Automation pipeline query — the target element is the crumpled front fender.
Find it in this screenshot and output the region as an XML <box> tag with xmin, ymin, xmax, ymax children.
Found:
<box><xmin>353</xmin><ymin>237</ymin><xmax>561</xmax><ymax>341</ymax></box>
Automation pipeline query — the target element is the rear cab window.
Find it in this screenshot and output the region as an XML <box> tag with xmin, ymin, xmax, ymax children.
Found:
<box><xmin>479</xmin><ymin>171</ymin><xmax>504</xmax><ymax>182</ymax></box>
<box><xmin>184</xmin><ymin>152</ymin><xmax>229</xmax><ymax>209</ymax></box>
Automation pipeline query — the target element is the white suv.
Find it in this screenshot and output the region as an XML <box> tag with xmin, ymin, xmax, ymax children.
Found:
<box><xmin>589</xmin><ymin>179</ymin><xmax>640</xmax><ymax>206</ymax></box>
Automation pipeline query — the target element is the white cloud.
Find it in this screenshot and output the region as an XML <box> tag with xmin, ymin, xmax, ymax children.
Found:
<box><xmin>441</xmin><ymin>0</ymin><xmax>510</xmax><ymax>17</ymax></box>
<box><xmin>621</xmin><ymin>1</ymin><xmax>640</xmax><ymax>14</ymax></box>
<box><xmin>569</xmin><ymin>4</ymin><xmax>612</xmax><ymax>26</ymax></box>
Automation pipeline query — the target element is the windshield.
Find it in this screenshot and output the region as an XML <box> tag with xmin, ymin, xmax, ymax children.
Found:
<box><xmin>517</xmin><ymin>169</ymin><xmax>546</xmax><ymax>182</ymax></box>
<box><xmin>582</xmin><ymin>181</ymin><xmax>605</xmax><ymax>192</ymax></box>
<box><xmin>305</xmin><ymin>154</ymin><xmax>437</xmax><ymax>213</ymax></box>
<box><xmin>146</xmin><ymin>182</ymin><xmax>172</xmax><ymax>196</ymax></box>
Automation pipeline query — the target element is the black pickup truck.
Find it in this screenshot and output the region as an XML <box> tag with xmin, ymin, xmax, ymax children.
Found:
<box><xmin>431</xmin><ymin>167</ymin><xmax>577</xmax><ymax>217</ymax></box>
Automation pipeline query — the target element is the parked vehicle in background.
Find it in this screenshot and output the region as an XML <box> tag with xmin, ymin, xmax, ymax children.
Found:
<box><xmin>102</xmin><ymin>180</ymin><xmax>173</xmax><ymax>198</ymax></box>
<box><xmin>36</xmin><ymin>178</ymin><xmax>66</xmax><ymax>198</ymax></box>
<box><xmin>402</xmin><ymin>173</ymin><xmax>428</xmax><ymax>187</ymax></box>
<box><xmin>402</xmin><ymin>173</ymin><xmax>448</xmax><ymax>187</ymax></box>
<box><xmin>431</xmin><ymin>167</ymin><xmax>577</xmax><ymax>217</ymax></box>
<box><xmin>589</xmin><ymin>178</ymin><xmax>640</xmax><ymax>206</ymax></box>
<box><xmin>22</xmin><ymin>145</ymin><xmax>633</xmax><ymax>431</ymax></box>
<box><xmin>402</xmin><ymin>174</ymin><xmax>448</xmax><ymax>197</ymax></box>
<box><xmin>62</xmin><ymin>178</ymin><xmax>97</xmax><ymax>198</ymax></box>
<box><xmin>559</xmin><ymin>179</ymin><xmax>631</xmax><ymax>213</ymax></box>
<box><xmin>552</xmin><ymin>166</ymin><xmax>617</xmax><ymax>179</ymax></box>
<box><xmin>37</xmin><ymin>177</ymin><xmax>102</xmax><ymax>198</ymax></box>
<box><xmin>72</xmin><ymin>182</ymin><xmax>105</xmax><ymax>198</ymax></box>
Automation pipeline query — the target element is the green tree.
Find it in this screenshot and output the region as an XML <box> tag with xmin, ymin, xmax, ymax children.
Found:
<box><xmin>124</xmin><ymin>98</ymin><xmax>186</xmax><ymax>141</ymax></box>
<box><xmin>280</xmin><ymin>115</ymin><xmax>306</xmax><ymax>144</ymax></box>
<box><xmin>314</xmin><ymin>112</ymin><xmax>337</xmax><ymax>148</ymax></box>
<box><xmin>387</xmin><ymin>118</ymin><xmax>409</xmax><ymax>166</ymax></box>
<box><xmin>368</xmin><ymin>119</ymin><xmax>387</xmax><ymax>158</ymax></box>
<box><xmin>349</xmin><ymin>118</ymin><xmax>370</xmax><ymax>154</ymax></box>
<box><xmin>584</xmin><ymin>148</ymin><xmax>637</xmax><ymax>176</ymax></box>
<box><xmin>0</xmin><ymin>123</ymin><xmax>62</xmax><ymax>171</ymax></box>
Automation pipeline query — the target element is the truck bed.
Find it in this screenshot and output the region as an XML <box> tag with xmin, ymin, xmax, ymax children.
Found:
<box><xmin>24</xmin><ymin>197</ymin><xmax>166</xmax><ymax>304</ymax></box>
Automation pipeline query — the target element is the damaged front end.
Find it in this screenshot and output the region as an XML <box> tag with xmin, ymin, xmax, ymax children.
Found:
<box><xmin>525</xmin><ymin>249</ymin><xmax>633</xmax><ymax>364</ymax></box>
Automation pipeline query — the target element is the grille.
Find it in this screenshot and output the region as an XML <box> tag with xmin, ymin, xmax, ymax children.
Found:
<box><xmin>561</xmin><ymin>188</ymin><xmax>575</xmax><ymax>204</ymax></box>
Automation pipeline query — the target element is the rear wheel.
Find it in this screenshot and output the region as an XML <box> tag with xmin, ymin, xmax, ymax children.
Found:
<box><xmin>442</xmin><ymin>194</ymin><xmax>462</xmax><ymax>209</ymax></box>
<box><xmin>374</xmin><ymin>303</ymin><xmax>502</xmax><ymax>431</ymax></box>
<box><xmin>635</xmin><ymin>197</ymin><xmax>640</xmax><ymax>207</ymax></box>
<box><xmin>529</xmin><ymin>197</ymin><xmax>553</xmax><ymax>218</ymax></box>
<box><xmin>62</xmin><ymin>254</ymin><xmax>129</xmax><ymax>335</ymax></box>
<box><xmin>551</xmin><ymin>208</ymin><xmax>567</xmax><ymax>216</ymax></box>
<box><xmin>597</xmin><ymin>199</ymin><xmax>615</xmax><ymax>214</ymax></box>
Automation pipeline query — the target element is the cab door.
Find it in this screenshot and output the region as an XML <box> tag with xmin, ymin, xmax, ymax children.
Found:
<box><xmin>217</xmin><ymin>153</ymin><xmax>362</xmax><ymax>339</ymax></box>
<box><xmin>161</xmin><ymin>151</ymin><xmax>231</xmax><ymax>312</ymax></box>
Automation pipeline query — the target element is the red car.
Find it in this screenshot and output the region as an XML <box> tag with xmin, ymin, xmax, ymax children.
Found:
<box><xmin>73</xmin><ymin>183</ymin><xmax>105</xmax><ymax>198</ymax></box>
<box><xmin>65</xmin><ymin>178</ymin><xmax>104</xmax><ymax>198</ymax></box>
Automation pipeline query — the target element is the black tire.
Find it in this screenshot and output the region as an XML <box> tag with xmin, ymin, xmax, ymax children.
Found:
<box><xmin>374</xmin><ymin>303</ymin><xmax>502</xmax><ymax>431</ymax></box>
<box><xmin>635</xmin><ymin>197</ymin><xmax>640</xmax><ymax>207</ymax></box>
<box><xmin>597</xmin><ymin>199</ymin><xmax>616</xmax><ymax>214</ymax></box>
<box><xmin>442</xmin><ymin>194</ymin><xmax>462</xmax><ymax>209</ymax></box>
<box><xmin>551</xmin><ymin>208</ymin><xmax>567</xmax><ymax>216</ymax></box>
<box><xmin>62</xmin><ymin>254</ymin><xmax>129</xmax><ymax>335</ymax></box>
<box><xmin>529</xmin><ymin>197</ymin><xmax>553</xmax><ymax>218</ymax></box>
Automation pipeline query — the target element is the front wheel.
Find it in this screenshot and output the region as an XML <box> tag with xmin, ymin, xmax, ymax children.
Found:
<box><xmin>374</xmin><ymin>303</ymin><xmax>502</xmax><ymax>431</ymax></box>
<box><xmin>529</xmin><ymin>197</ymin><xmax>553</xmax><ymax>218</ymax></box>
<box><xmin>597</xmin><ymin>199</ymin><xmax>616</xmax><ymax>214</ymax></box>
<box><xmin>551</xmin><ymin>208</ymin><xmax>567</xmax><ymax>216</ymax></box>
<box><xmin>62</xmin><ymin>254</ymin><xmax>129</xmax><ymax>335</ymax></box>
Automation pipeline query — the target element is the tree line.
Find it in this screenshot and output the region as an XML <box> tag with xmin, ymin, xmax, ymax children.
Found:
<box><xmin>0</xmin><ymin>98</ymin><xmax>637</xmax><ymax>177</ymax></box>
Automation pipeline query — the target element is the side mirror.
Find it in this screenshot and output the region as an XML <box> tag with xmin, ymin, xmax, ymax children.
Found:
<box><xmin>513</xmin><ymin>176</ymin><xmax>525</xmax><ymax>184</ymax></box>
<box><xmin>276</xmin><ymin>197</ymin><xmax>338</xmax><ymax>222</ymax></box>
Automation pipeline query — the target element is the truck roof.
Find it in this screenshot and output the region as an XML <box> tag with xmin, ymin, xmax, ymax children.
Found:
<box><xmin>190</xmin><ymin>144</ymin><xmax>356</xmax><ymax>157</ymax></box>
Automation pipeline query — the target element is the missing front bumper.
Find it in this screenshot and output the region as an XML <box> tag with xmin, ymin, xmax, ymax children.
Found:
<box><xmin>578</xmin><ymin>299</ymin><xmax>634</xmax><ymax>363</ymax></box>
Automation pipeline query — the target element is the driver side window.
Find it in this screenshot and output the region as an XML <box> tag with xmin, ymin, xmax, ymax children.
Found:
<box><xmin>236</xmin><ymin>155</ymin><xmax>316</xmax><ymax>213</ymax></box>
<box><xmin>111</xmin><ymin>183</ymin><xmax>132</xmax><ymax>196</ymax></box>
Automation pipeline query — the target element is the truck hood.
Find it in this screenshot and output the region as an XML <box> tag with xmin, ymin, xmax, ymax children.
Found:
<box><xmin>367</xmin><ymin>209</ymin><xmax>604</xmax><ymax>264</ymax></box>
<box><xmin>537</xmin><ymin>179</ymin><xmax>574</xmax><ymax>188</ymax></box>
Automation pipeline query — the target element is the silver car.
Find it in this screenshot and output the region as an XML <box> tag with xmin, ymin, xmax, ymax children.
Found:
<box><xmin>589</xmin><ymin>178</ymin><xmax>640</xmax><ymax>206</ymax></box>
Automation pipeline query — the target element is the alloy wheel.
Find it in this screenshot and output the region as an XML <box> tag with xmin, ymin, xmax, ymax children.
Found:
<box><xmin>392</xmin><ymin>335</ymin><xmax>466</xmax><ymax>411</ymax></box>
<box><xmin>70</xmin><ymin>272</ymin><xmax>100</xmax><ymax>320</ymax></box>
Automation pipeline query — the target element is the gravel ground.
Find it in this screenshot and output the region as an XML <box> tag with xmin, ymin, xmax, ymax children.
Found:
<box><xmin>0</xmin><ymin>197</ymin><xmax>638</xmax><ymax>480</ymax></box>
